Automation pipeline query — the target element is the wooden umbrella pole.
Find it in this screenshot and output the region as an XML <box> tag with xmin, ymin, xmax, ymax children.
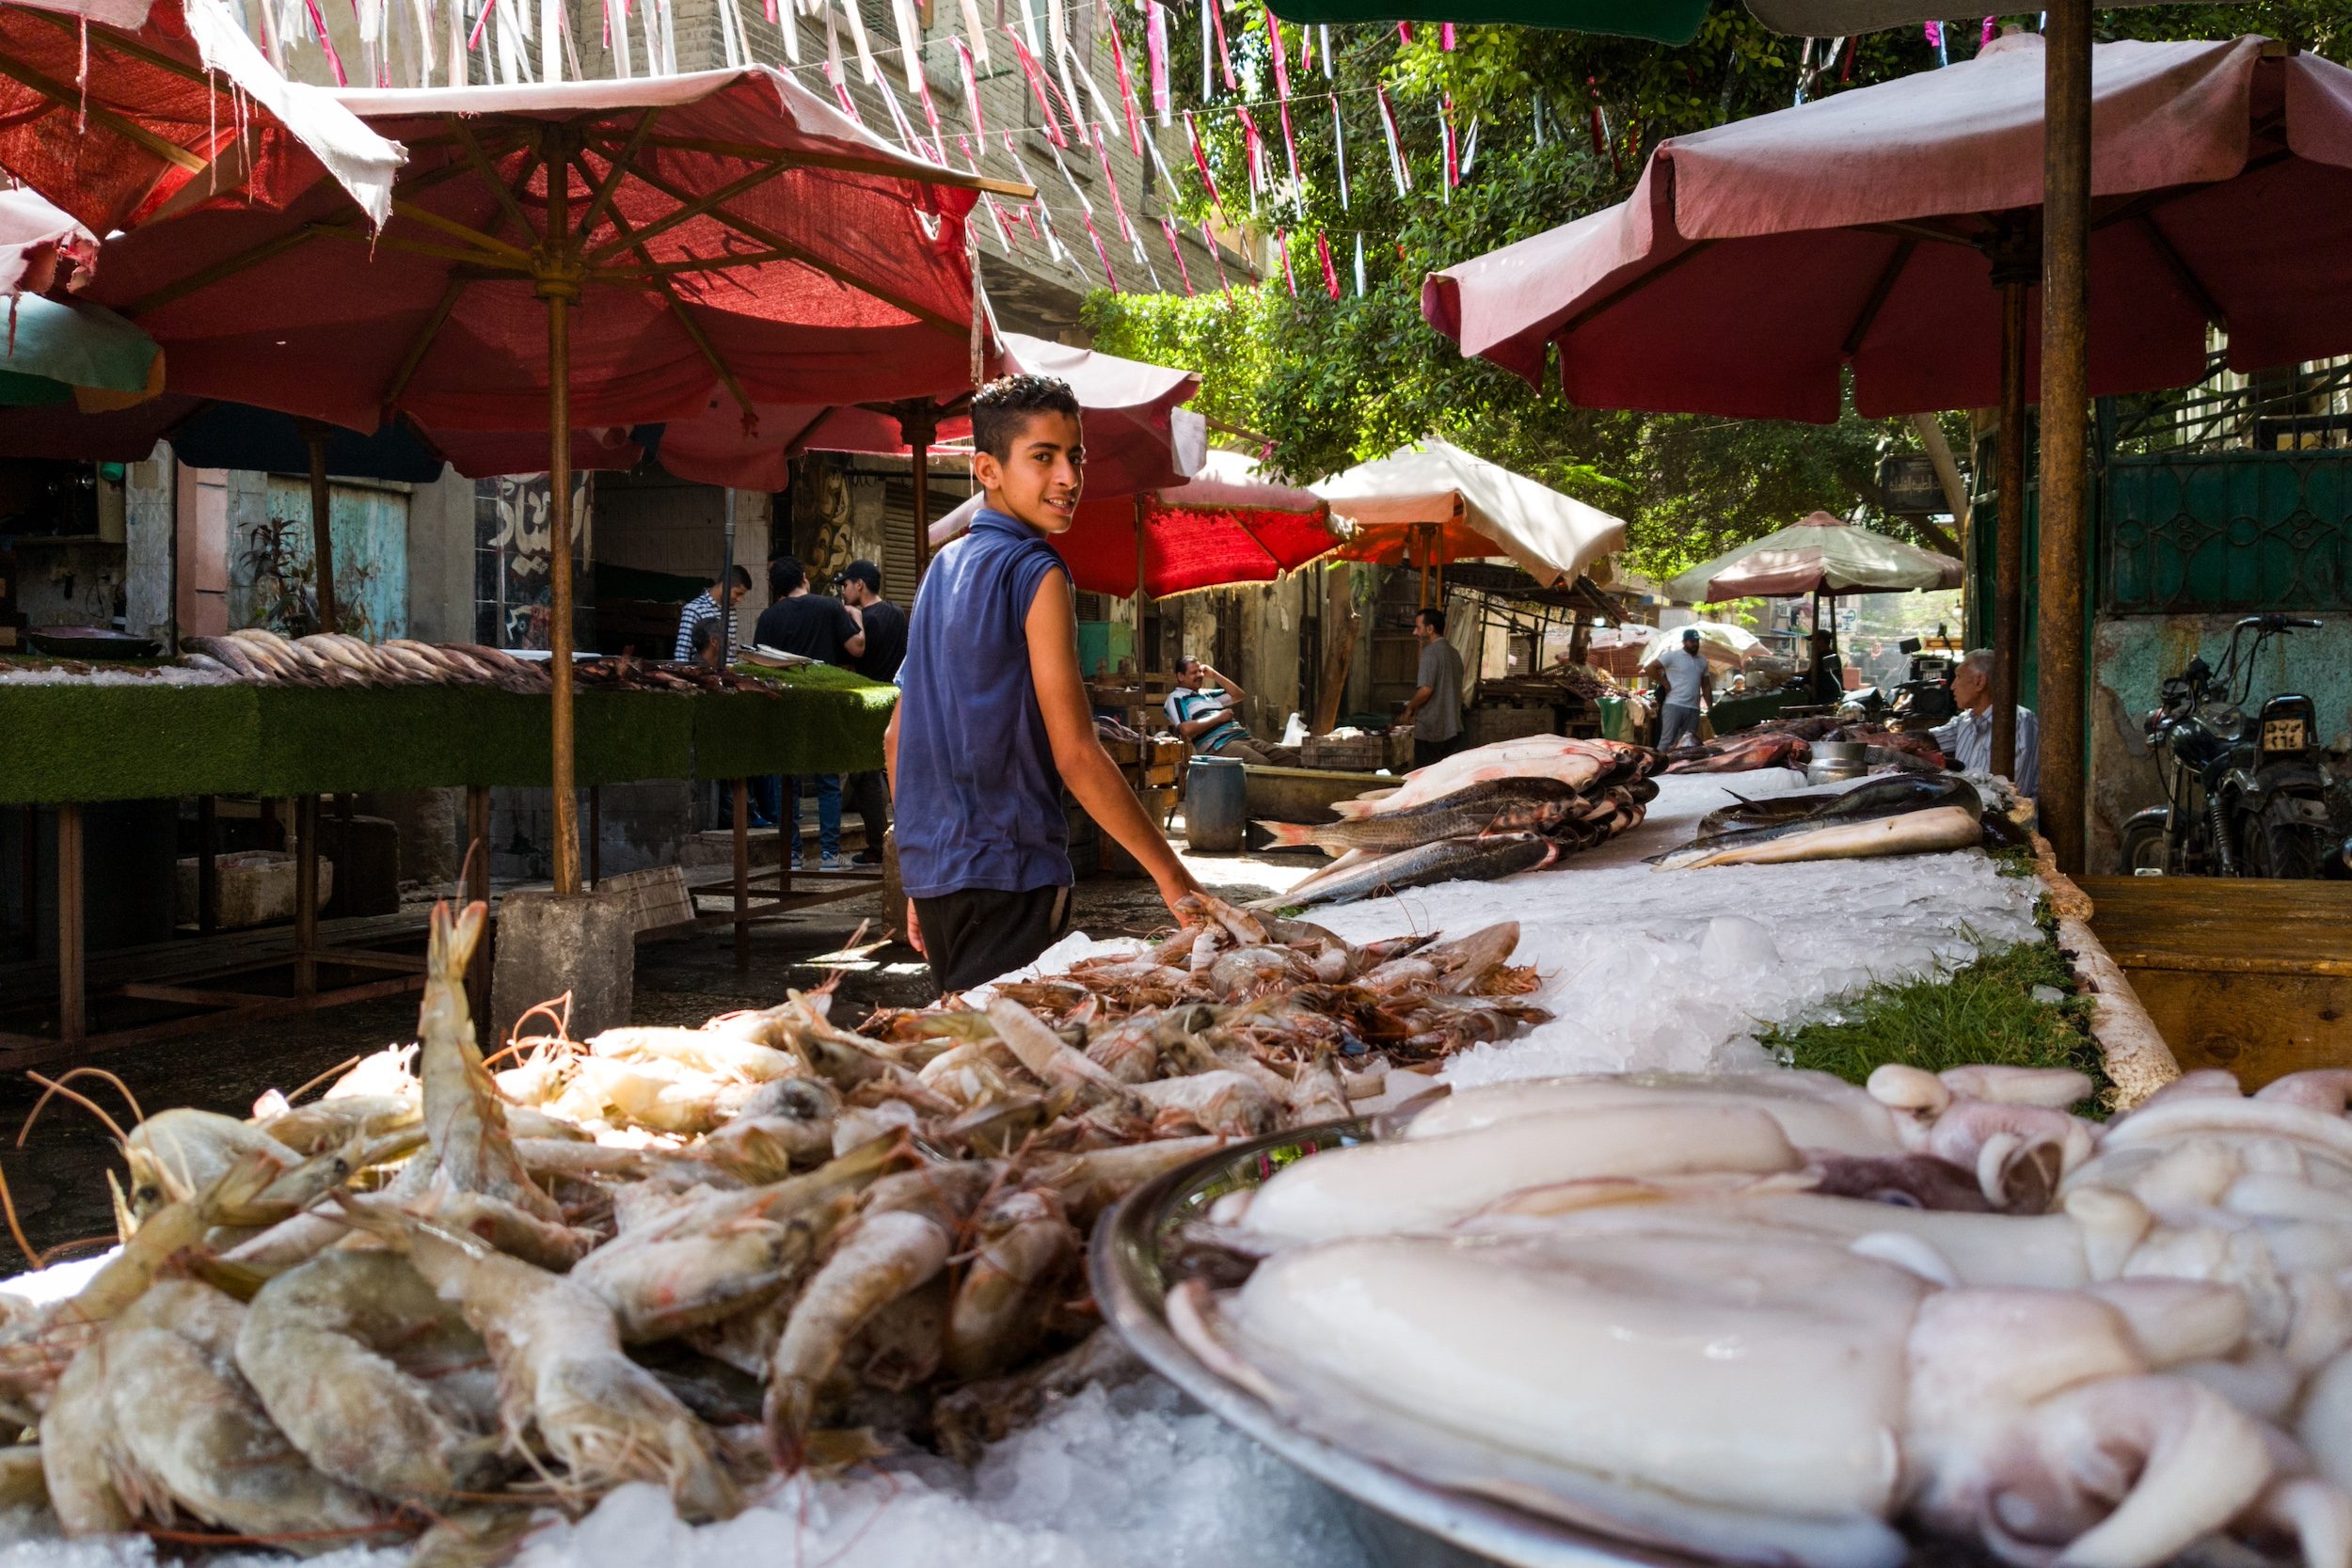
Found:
<box><xmin>1993</xmin><ymin>268</ymin><xmax>2029</xmax><ymax>780</ymax></box>
<box><xmin>1132</xmin><ymin>495</ymin><xmax>1148</xmax><ymax>653</ymax></box>
<box><xmin>2038</xmin><ymin>0</ymin><xmax>2092</xmax><ymax>872</ymax></box>
<box><xmin>300</xmin><ymin>423</ymin><xmax>338</xmax><ymax>634</ymax></box>
<box><xmin>543</xmin><ymin>137</ymin><xmax>582</xmax><ymax>897</ymax></box>
<box><xmin>900</xmin><ymin>402</ymin><xmax>939</xmax><ymax>587</ymax></box>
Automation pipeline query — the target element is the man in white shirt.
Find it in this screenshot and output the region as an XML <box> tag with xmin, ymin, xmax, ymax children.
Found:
<box><xmin>1653</xmin><ymin>628</ymin><xmax>1712</xmax><ymax>751</ymax></box>
<box><xmin>1931</xmin><ymin>647</ymin><xmax>2041</xmax><ymax>798</ymax></box>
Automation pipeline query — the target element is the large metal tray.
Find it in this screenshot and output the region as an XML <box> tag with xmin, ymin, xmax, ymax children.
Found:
<box><xmin>1089</xmin><ymin>1124</ymin><xmax>1709</xmax><ymax>1568</ymax></box>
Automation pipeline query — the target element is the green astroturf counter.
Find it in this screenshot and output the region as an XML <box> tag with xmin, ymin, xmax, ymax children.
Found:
<box><xmin>0</xmin><ymin>662</ymin><xmax>896</xmax><ymax>806</ymax></box>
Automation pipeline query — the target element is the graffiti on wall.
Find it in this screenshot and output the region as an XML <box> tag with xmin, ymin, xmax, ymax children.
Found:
<box><xmin>475</xmin><ymin>472</ymin><xmax>594</xmax><ymax>650</ymax></box>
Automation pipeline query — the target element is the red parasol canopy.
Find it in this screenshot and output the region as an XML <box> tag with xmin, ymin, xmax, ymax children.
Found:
<box><xmin>930</xmin><ymin>450</ymin><xmax>1334</xmax><ymax>599</ymax></box>
<box><xmin>1422</xmin><ymin>33</ymin><xmax>2352</xmax><ymax>421</ymax></box>
<box><xmin>0</xmin><ymin>0</ymin><xmax>401</xmax><ymax>231</ymax></box>
<box><xmin>654</xmin><ymin>331</ymin><xmax>1202</xmax><ymax>498</ymax></box>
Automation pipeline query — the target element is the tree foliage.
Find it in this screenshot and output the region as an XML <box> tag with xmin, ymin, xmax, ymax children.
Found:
<box><xmin>1084</xmin><ymin>2</ymin><xmax>2347</xmax><ymax>580</ymax></box>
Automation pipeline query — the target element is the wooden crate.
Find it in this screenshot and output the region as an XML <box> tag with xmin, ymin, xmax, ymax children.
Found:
<box><xmin>1301</xmin><ymin>730</ymin><xmax>1411</xmax><ymax>772</ymax></box>
<box><xmin>599</xmin><ymin>865</ymin><xmax>694</xmax><ymax>933</ymax></box>
<box><xmin>2082</xmin><ymin>875</ymin><xmax>2352</xmax><ymax>1087</ymax></box>
<box><xmin>1465</xmin><ymin>703</ymin><xmax>1559</xmax><ymax>746</ymax></box>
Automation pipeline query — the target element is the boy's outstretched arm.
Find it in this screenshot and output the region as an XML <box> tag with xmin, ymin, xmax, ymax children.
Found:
<box><xmin>1026</xmin><ymin>570</ymin><xmax>1203</xmax><ymax>919</ymax></box>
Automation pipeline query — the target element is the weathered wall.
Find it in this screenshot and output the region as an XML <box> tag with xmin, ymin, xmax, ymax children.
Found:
<box><xmin>594</xmin><ymin>472</ymin><xmax>772</xmax><ymax>584</ymax></box>
<box><xmin>2088</xmin><ymin>611</ymin><xmax>2352</xmax><ymax>872</ymax></box>
<box><xmin>124</xmin><ymin>447</ymin><xmax>174</xmax><ymax>642</ymax></box>
<box><xmin>490</xmin><ymin>780</ymin><xmax>696</xmax><ymax>883</ymax></box>
<box><xmin>405</xmin><ymin>468</ymin><xmax>481</xmax><ymax>644</ymax></box>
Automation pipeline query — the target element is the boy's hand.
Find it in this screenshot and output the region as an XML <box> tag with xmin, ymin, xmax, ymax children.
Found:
<box><xmin>904</xmin><ymin>897</ymin><xmax>925</xmax><ymax>956</ymax></box>
<box><xmin>1157</xmin><ymin>863</ymin><xmax>1206</xmax><ymax>920</ymax></box>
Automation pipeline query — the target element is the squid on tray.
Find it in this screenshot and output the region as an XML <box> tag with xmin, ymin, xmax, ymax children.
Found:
<box><xmin>1174</xmin><ymin>1064</ymin><xmax>2352</xmax><ymax>1568</ymax></box>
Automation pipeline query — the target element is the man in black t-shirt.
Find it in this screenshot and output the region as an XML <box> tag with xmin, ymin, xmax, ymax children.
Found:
<box><xmin>753</xmin><ymin>556</ymin><xmax>865</xmax><ymax>870</ymax></box>
<box><xmin>835</xmin><ymin>560</ymin><xmax>904</xmax><ymax>867</ymax></box>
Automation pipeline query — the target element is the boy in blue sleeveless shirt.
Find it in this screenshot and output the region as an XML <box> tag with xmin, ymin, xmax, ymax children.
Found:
<box><xmin>886</xmin><ymin>374</ymin><xmax>1203</xmax><ymax>992</ymax></box>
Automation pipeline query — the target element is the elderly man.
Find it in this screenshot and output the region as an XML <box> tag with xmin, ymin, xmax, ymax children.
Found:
<box><xmin>1931</xmin><ymin>648</ymin><xmax>2041</xmax><ymax>797</ymax></box>
<box><xmin>1652</xmin><ymin>627</ymin><xmax>1712</xmax><ymax>752</ymax></box>
<box><xmin>1165</xmin><ymin>656</ymin><xmax>1300</xmax><ymax>767</ymax></box>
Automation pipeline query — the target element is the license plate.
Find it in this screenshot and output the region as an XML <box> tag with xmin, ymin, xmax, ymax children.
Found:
<box><xmin>2263</xmin><ymin>718</ymin><xmax>2308</xmax><ymax>752</ymax></box>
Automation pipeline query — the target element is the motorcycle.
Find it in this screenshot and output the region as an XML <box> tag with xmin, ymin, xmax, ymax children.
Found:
<box><xmin>2119</xmin><ymin>614</ymin><xmax>2344</xmax><ymax>878</ymax></box>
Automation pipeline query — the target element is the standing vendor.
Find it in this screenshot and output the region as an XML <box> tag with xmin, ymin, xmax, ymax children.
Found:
<box><xmin>887</xmin><ymin>373</ymin><xmax>1203</xmax><ymax>993</ymax></box>
<box><xmin>673</xmin><ymin>565</ymin><xmax>751</xmax><ymax>662</ymax></box>
<box><xmin>1394</xmin><ymin>607</ymin><xmax>1466</xmax><ymax>768</ymax></box>
<box><xmin>1653</xmin><ymin>627</ymin><xmax>1712</xmax><ymax>752</ymax></box>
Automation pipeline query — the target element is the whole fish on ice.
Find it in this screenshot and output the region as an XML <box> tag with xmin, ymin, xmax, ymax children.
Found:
<box><xmin>1650</xmin><ymin>775</ymin><xmax>1982</xmax><ymax>871</ymax></box>
<box><xmin>1271</xmin><ymin>832</ymin><xmax>1559</xmax><ymax>909</ymax></box>
<box><xmin>1256</xmin><ymin>777</ymin><xmax>1592</xmax><ymax>853</ymax></box>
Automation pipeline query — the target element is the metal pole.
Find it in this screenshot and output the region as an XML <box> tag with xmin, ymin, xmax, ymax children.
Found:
<box><xmin>2038</xmin><ymin>0</ymin><xmax>2092</xmax><ymax>869</ymax></box>
<box><xmin>1994</xmin><ymin>272</ymin><xmax>2029</xmax><ymax>780</ymax></box>
<box><xmin>294</xmin><ymin>794</ymin><xmax>318</xmax><ymax>995</ymax></box>
<box><xmin>720</xmin><ymin>488</ymin><xmax>737</xmax><ymax>660</ymax></box>
<box><xmin>56</xmin><ymin>802</ymin><xmax>82</xmax><ymax>1043</ymax></box>
<box><xmin>542</xmin><ymin>138</ymin><xmax>581</xmax><ymax>897</ymax></box>
<box><xmin>300</xmin><ymin>422</ymin><xmax>338</xmax><ymax>634</ymax></box>
<box><xmin>587</xmin><ymin>785</ymin><xmax>601</xmax><ymax>890</ymax></box>
<box><xmin>197</xmin><ymin>795</ymin><xmax>217</xmax><ymax>938</ymax></box>
<box><xmin>732</xmin><ymin>777</ymin><xmax>749</xmax><ymax>963</ymax></box>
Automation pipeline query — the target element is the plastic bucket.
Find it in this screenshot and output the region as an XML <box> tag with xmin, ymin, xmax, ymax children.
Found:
<box><xmin>1184</xmin><ymin>755</ymin><xmax>1248</xmax><ymax>852</ymax></box>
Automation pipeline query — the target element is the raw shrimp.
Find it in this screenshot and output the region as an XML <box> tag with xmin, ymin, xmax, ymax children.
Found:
<box><xmin>946</xmin><ymin>1189</ymin><xmax>1079</xmax><ymax>1380</ymax></box>
<box><xmin>236</xmin><ymin>1250</ymin><xmax>500</xmax><ymax>1501</ymax></box>
<box><xmin>419</xmin><ymin>902</ymin><xmax>563</xmax><ymax>1225</ymax></box>
<box><xmin>338</xmin><ymin>1196</ymin><xmax>740</xmax><ymax>1521</ymax></box>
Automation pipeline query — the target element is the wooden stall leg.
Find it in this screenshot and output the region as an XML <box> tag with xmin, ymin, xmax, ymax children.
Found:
<box><xmin>587</xmin><ymin>786</ymin><xmax>601</xmax><ymax>891</ymax></box>
<box><xmin>732</xmin><ymin>779</ymin><xmax>749</xmax><ymax>966</ymax></box>
<box><xmin>294</xmin><ymin>794</ymin><xmax>319</xmax><ymax>996</ymax></box>
<box><xmin>465</xmin><ymin>784</ymin><xmax>491</xmax><ymax>1037</ymax></box>
<box><xmin>197</xmin><ymin>795</ymin><xmax>217</xmax><ymax>937</ymax></box>
<box><xmin>18</xmin><ymin>806</ymin><xmax>35</xmax><ymax>961</ymax></box>
<box><xmin>57</xmin><ymin>802</ymin><xmax>83</xmax><ymax>1044</ymax></box>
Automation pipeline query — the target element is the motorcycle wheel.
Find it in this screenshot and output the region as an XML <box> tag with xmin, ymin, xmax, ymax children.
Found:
<box><xmin>2245</xmin><ymin>814</ymin><xmax>2327</xmax><ymax>879</ymax></box>
<box><xmin>2118</xmin><ymin>818</ymin><xmax>2170</xmax><ymax>875</ymax></box>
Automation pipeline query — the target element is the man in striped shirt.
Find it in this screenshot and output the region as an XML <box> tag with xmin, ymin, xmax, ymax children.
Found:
<box><xmin>673</xmin><ymin>565</ymin><xmax>752</xmax><ymax>663</ymax></box>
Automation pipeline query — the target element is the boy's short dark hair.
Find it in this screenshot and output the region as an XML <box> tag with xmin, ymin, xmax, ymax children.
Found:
<box><xmin>838</xmin><ymin>560</ymin><xmax>882</xmax><ymax>592</ymax></box>
<box><xmin>970</xmin><ymin>373</ymin><xmax>1081</xmax><ymax>461</ymax></box>
<box><xmin>1418</xmin><ymin>607</ymin><xmax>1448</xmax><ymax>634</ymax></box>
<box><xmin>723</xmin><ymin>563</ymin><xmax>753</xmax><ymax>591</ymax></box>
<box><xmin>769</xmin><ymin>555</ymin><xmax>806</xmax><ymax>597</ymax></box>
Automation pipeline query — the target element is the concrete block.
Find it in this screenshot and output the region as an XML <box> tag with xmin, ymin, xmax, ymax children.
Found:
<box><xmin>491</xmin><ymin>889</ymin><xmax>635</xmax><ymax>1044</ymax></box>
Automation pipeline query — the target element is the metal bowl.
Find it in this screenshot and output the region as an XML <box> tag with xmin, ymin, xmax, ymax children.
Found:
<box><xmin>28</xmin><ymin>626</ymin><xmax>160</xmax><ymax>660</ymax></box>
<box><xmin>1089</xmin><ymin>1125</ymin><xmax>1707</xmax><ymax>1568</ymax></box>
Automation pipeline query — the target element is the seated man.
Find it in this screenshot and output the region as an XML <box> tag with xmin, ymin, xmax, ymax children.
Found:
<box><xmin>1164</xmin><ymin>656</ymin><xmax>1300</xmax><ymax>767</ymax></box>
<box><xmin>1931</xmin><ymin>647</ymin><xmax>2041</xmax><ymax>797</ymax></box>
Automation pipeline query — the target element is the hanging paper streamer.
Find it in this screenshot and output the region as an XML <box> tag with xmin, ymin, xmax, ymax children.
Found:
<box><xmin>958</xmin><ymin>0</ymin><xmax>988</xmax><ymax>66</ymax></box>
<box><xmin>840</xmin><ymin>0</ymin><xmax>878</xmax><ymax>81</ymax></box>
<box><xmin>876</xmin><ymin>72</ymin><xmax>930</xmax><ymax>161</ymax></box>
<box><xmin>1146</xmin><ymin>1</ymin><xmax>1169</xmax><ymax>124</ymax></box>
<box><xmin>960</xmin><ymin>135</ymin><xmax>1018</xmax><ymax>252</ymax></box>
<box><xmin>1299</xmin><ymin>19</ymin><xmax>1311</xmax><ymax>72</ymax></box>
<box><xmin>1375</xmin><ymin>85</ymin><xmax>1410</xmax><ymax>195</ymax></box>
<box><xmin>1315</xmin><ymin>230</ymin><xmax>1340</xmax><ymax>300</ymax></box>
<box><xmin>1924</xmin><ymin>19</ymin><xmax>1947</xmax><ymax>64</ymax></box>
<box><xmin>1395</xmin><ymin>21</ymin><xmax>1409</xmax><ymax>43</ymax></box>
<box><xmin>776</xmin><ymin>0</ymin><xmax>800</xmax><ymax>61</ymax></box>
<box><xmin>1092</xmin><ymin>130</ymin><xmax>1136</xmax><ymax>243</ymax></box>
<box><xmin>1102</xmin><ymin>0</ymin><xmax>1145</xmax><ymax>154</ymax></box>
<box><xmin>955</xmin><ymin>36</ymin><xmax>985</xmax><ymax>133</ymax></box>
<box><xmin>1276</xmin><ymin>230</ymin><xmax>1296</xmax><ymax>295</ymax></box>
<box><xmin>1082</xmin><ymin>213</ymin><xmax>1119</xmax><ymax>288</ymax></box>
<box><xmin>1199</xmin><ymin>0</ymin><xmax>1211</xmax><ymax>99</ymax></box>
<box><xmin>1980</xmin><ymin>14</ymin><xmax>1995</xmax><ymax>43</ymax></box>
<box><xmin>823</xmin><ymin>55</ymin><xmax>861</xmax><ymax>119</ymax></box>
<box><xmin>891</xmin><ymin>0</ymin><xmax>923</xmax><ymax>90</ymax></box>
<box><xmin>1234</xmin><ymin>106</ymin><xmax>1268</xmax><ymax>199</ymax></box>
<box><xmin>1185</xmin><ymin>110</ymin><xmax>1228</xmax><ymax>223</ymax></box>
<box><xmin>1160</xmin><ymin>214</ymin><xmax>1194</xmax><ymax>294</ymax></box>
<box><xmin>1353</xmin><ymin>230</ymin><xmax>1365</xmax><ymax>296</ymax></box>
<box><xmin>1276</xmin><ymin>98</ymin><xmax>1301</xmax><ymax>197</ymax></box>
<box><xmin>1265</xmin><ymin>6</ymin><xmax>1288</xmax><ymax>97</ymax></box>
<box><xmin>1200</xmin><ymin>220</ymin><xmax>1232</xmax><ymax>291</ymax></box>
<box><xmin>914</xmin><ymin>70</ymin><xmax>951</xmax><ymax>162</ymax></box>
<box><xmin>1209</xmin><ymin>0</ymin><xmax>1235</xmax><ymax>91</ymax></box>
<box><xmin>1004</xmin><ymin>27</ymin><xmax>1069</xmax><ymax>144</ymax></box>
<box><xmin>1329</xmin><ymin>93</ymin><xmax>1348</xmax><ymax>210</ymax></box>
<box><xmin>1009</xmin><ymin>134</ymin><xmax>1086</xmax><ymax>278</ymax></box>
<box><xmin>1439</xmin><ymin>21</ymin><xmax>1453</xmax><ymax>49</ymax></box>
<box><xmin>1459</xmin><ymin>115</ymin><xmax>1479</xmax><ymax>178</ymax></box>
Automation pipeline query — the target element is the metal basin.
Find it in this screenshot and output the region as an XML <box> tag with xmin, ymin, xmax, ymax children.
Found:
<box><xmin>1089</xmin><ymin>1125</ymin><xmax>1708</xmax><ymax>1568</ymax></box>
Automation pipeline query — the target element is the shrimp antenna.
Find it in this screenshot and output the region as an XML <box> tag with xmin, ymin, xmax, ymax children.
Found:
<box><xmin>0</xmin><ymin>1164</ymin><xmax>46</xmax><ymax>1270</ymax></box>
<box><xmin>282</xmin><ymin>1054</ymin><xmax>361</xmax><ymax>1106</ymax></box>
<box><xmin>19</xmin><ymin>1071</ymin><xmax>131</xmax><ymax>1148</ymax></box>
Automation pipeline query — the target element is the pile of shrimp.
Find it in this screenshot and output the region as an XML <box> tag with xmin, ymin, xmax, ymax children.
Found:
<box><xmin>0</xmin><ymin>892</ymin><xmax>1544</xmax><ymax>1560</ymax></box>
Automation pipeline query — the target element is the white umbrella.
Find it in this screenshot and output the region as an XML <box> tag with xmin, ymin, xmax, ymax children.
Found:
<box><xmin>1667</xmin><ymin>514</ymin><xmax>1963</xmax><ymax>604</ymax></box>
<box><xmin>1312</xmin><ymin>437</ymin><xmax>1627</xmax><ymax>588</ymax></box>
<box><xmin>1641</xmin><ymin>622</ymin><xmax>1763</xmax><ymax>670</ymax></box>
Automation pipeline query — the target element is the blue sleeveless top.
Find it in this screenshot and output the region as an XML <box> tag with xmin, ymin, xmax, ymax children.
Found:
<box><xmin>894</xmin><ymin>508</ymin><xmax>1073</xmax><ymax>898</ymax></box>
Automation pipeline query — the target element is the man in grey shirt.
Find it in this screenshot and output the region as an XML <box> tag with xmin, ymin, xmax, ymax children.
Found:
<box><xmin>1654</xmin><ymin>627</ymin><xmax>1712</xmax><ymax>751</ymax></box>
<box><xmin>1395</xmin><ymin>607</ymin><xmax>1467</xmax><ymax>768</ymax></box>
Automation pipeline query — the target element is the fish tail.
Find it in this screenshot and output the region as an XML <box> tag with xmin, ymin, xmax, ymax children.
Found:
<box><xmin>1327</xmin><ymin>800</ymin><xmax>1375</xmax><ymax>820</ymax></box>
<box><xmin>1255</xmin><ymin>820</ymin><xmax>1316</xmax><ymax>847</ymax></box>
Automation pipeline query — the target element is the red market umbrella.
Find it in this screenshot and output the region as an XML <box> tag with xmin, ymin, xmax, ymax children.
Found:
<box><xmin>929</xmin><ymin>449</ymin><xmax>1334</xmax><ymax>599</ymax></box>
<box><xmin>1424</xmin><ymin>25</ymin><xmax>2351</xmax><ymax>869</ymax></box>
<box><xmin>655</xmin><ymin>330</ymin><xmax>1203</xmax><ymax>506</ymax></box>
<box><xmin>76</xmin><ymin>68</ymin><xmax>1018</xmax><ymax>894</ymax></box>
<box><xmin>0</xmin><ymin>0</ymin><xmax>401</xmax><ymax>230</ymax></box>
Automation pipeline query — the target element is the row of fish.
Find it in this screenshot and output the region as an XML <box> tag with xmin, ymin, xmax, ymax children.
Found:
<box><xmin>1256</xmin><ymin>736</ymin><xmax>1662</xmax><ymax>908</ymax></box>
<box><xmin>1663</xmin><ymin>716</ymin><xmax>1949</xmax><ymax>775</ymax></box>
<box><xmin>0</xmin><ymin>891</ymin><xmax>1548</xmax><ymax>1560</ymax></box>
<box><xmin>1175</xmin><ymin>1063</ymin><xmax>2352</xmax><ymax>1568</ymax></box>
<box><xmin>181</xmin><ymin>627</ymin><xmax>776</xmax><ymax>695</ymax></box>
<box><xmin>1650</xmin><ymin>774</ymin><xmax>2004</xmax><ymax>870</ymax></box>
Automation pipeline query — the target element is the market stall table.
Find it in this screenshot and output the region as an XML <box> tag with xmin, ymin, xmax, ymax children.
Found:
<box><xmin>0</xmin><ymin>662</ymin><xmax>894</xmax><ymax>1064</ymax></box>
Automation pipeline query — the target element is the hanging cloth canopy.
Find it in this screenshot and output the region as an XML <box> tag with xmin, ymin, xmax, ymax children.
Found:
<box><xmin>1423</xmin><ymin>32</ymin><xmax>2352</xmax><ymax>422</ymax></box>
<box><xmin>1667</xmin><ymin>514</ymin><xmax>1965</xmax><ymax>603</ymax></box>
<box><xmin>1639</xmin><ymin>621</ymin><xmax>1765</xmax><ymax>669</ymax></box>
<box><xmin>654</xmin><ymin>331</ymin><xmax>1202</xmax><ymax>499</ymax></box>
<box><xmin>1312</xmin><ymin>437</ymin><xmax>1626</xmax><ymax>588</ymax></box>
<box><xmin>0</xmin><ymin>0</ymin><xmax>402</xmax><ymax>231</ymax></box>
<box><xmin>929</xmin><ymin>449</ymin><xmax>1334</xmax><ymax>598</ymax></box>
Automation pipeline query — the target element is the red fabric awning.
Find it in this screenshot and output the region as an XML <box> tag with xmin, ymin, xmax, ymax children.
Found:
<box><xmin>1423</xmin><ymin>34</ymin><xmax>2352</xmax><ymax>420</ymax></box>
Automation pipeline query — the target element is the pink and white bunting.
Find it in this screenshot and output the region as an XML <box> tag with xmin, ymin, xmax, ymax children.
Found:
<box><xmin>953</xmin><ymin>36</ymin><xmax>984</xmax><ymax>135</ymax></box>
<box><xmin>1316</xmin><ymin>230</ymin><xmax>1340</xmax><ymax>299</ymax></box>
<box><xmin>1375</xmin><ymin>84</ymin><xmax>1411</xmax><ymax>195</ymax></box>
<box><xmin>1160</xmin><ymin>214</ymin><xmax>1194</xmax><ymax>294</ymax></box>
<box><xmin>1102</xmin><ymin>0</ymin><xmax>1145</xmax><ymax>154</ymax></box>
<box><xmin>1330</xmin><ymin>92</ymin><xmax>1349</xmax><ymax>210</ymax></box>
<box><xmin>1146</xmin><ymin>0</ymin><xmax>1169</xmax><ymax>124</ymax></box>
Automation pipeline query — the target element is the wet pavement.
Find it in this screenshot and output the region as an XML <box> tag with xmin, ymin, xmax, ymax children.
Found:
<box><xmin>0</xmin><ymin>849</ymin><xmax>1308</xmax><ymax>1267</ymax></box>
